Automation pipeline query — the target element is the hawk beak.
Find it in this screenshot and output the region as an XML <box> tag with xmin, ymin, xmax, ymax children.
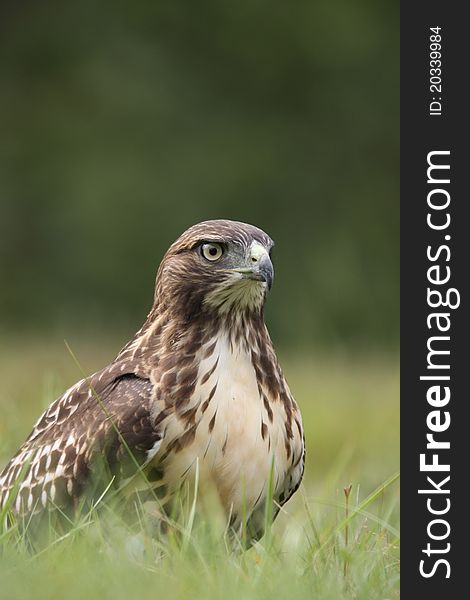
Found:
<box><xmin>248</xmin><ymin>243</ymin><xmax>274</xmax><ymax>289</ymax></box>
<box><xmin>230</xmin><ymin>252</ymin><xmax>274</xmax><ymax>290</ymax></box>
<box><xmin>252</xmin><ymin>253</ymin><xmax>274</xmax><ymax>290</ymax></box>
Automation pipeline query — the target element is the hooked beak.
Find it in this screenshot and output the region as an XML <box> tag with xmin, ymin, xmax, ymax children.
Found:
<box><xmin>230</xmin><ymin>252</ymin><xmax>274</xmax><ymax>290</ymax></box>
<box><xmin>250</xmin><ymin>253</ymin><xmax>274</xmax><ymax>289</ymax></box>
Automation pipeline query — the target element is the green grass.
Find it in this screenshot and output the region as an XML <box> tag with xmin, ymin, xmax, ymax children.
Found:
<box><xmin>0</xmin><ymin>337</ymin><xmax>399</xmax><ymax>599</ymax></box>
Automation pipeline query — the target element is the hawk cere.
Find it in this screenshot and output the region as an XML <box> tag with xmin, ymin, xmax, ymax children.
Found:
<box><xmin>0</xmin><ymin>220</ymin><xmax>305</xmax><ymax>541</ymax></box>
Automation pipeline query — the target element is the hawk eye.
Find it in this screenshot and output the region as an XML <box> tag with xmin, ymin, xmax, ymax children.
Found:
<box><xmin>201</xmin><ymin>243</ymin><xmax>224</xmax><ymax>262</ymax></box>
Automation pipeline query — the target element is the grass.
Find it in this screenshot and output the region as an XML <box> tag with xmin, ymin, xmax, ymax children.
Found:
<box><xmin>0</xmin><ymin>335</ymin><xmax>399</xmax><ymax>599</ymax></box>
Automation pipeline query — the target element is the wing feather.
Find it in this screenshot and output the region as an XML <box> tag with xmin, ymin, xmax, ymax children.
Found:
<box><xmin>0</xmin><ymin>363</ymin><xmax>161</xmax><ymax>518</ymax></box>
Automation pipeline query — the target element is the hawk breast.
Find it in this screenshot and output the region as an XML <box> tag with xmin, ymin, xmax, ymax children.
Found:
<box><xmin>148</xmin><ymin>329</ymin><xmax>304</xmax><ymax>521</ymax></box>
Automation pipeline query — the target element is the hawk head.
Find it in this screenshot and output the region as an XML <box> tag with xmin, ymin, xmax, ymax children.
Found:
<box><xmin>154</xmin><ymin>220</ymin><xmax>274</xmax><ymax>319</ymax></box>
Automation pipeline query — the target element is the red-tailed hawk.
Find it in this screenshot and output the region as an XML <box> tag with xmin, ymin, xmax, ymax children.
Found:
<box><xmin>0</xmin><ymin>220</ymin><xmax>305</xmax><ymax>541</ymax></box>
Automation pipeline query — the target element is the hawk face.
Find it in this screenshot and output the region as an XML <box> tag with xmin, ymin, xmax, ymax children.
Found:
<box><xmin>155</xmin><ymin>220</ymin><xmax>275</xmax><ymax>318</ymax></box>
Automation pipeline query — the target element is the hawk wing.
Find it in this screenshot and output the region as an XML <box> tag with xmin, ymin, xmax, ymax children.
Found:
<box><xmin>0</xmin><ymin>361</ymin><xmax>161</xmax><ymax>518</ymax></box>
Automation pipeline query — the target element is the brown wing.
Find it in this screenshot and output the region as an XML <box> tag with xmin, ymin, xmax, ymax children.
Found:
<box><xmin>0</xmin><ymin>363</ymin><xmax>161</xmax><ymax>519</ymax></box>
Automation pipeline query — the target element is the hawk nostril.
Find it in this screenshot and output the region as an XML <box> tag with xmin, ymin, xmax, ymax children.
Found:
<box><xmin>251</xmin><ymin>256</ymin><xmax>258</xmax><ymax>263</ymax></box>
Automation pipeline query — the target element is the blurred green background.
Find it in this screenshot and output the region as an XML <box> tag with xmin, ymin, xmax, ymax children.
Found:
<box><xmin>0</xmin><ymin>0</ymin><xmax>398</xmax><ymax>349</ymax></box>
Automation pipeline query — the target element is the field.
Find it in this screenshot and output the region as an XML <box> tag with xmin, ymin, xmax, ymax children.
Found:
<box><xmin>0</xmin><ymin>336</ymin><xmax>399</xmax><ymax>599</ymax></box>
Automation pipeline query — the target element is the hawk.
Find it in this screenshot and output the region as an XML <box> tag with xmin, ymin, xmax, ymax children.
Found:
<box><xmin>0</xmin><ymin>220</ymin><xmax>305</xmax><ymax>541</ymax></box>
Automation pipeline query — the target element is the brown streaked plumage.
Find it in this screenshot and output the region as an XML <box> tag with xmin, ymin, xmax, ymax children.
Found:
<box><xmin>0</xmin><ymin>220</ymin><xmax>305</xmax><ymax>541</ymax></box>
